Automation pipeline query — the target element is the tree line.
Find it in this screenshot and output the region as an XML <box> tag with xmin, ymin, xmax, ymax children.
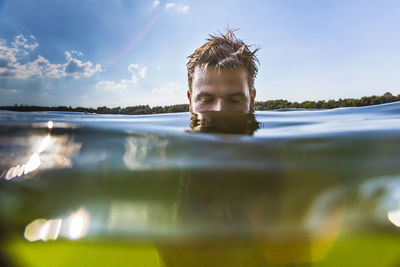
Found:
<box><xmin>0</xmin><ymin>104</ymin><xmax>189</xmax><ymax>114</ymax></box>
<box><xmin>255</xmin><ymin>92</ymin><xmax>399</xmax><ymax>110</ymax></box>
<box><xmin>1</xmin><ymin>92</ymin><xmax>399</xmax><ymax>115</ymax></box>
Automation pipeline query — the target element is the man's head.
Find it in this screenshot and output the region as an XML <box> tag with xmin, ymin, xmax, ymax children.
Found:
<box><xmin>187</xmin><ymin>29</ymin><xmax>259</xmax><ymax>113</ymax></box>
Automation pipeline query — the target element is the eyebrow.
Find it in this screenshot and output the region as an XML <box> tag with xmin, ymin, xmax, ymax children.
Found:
<box><xmin>195</xmin><ymin>92</ymin><xmax>246</xmax><ymax>99</ymax></box>
<box><xmin>227</xmin><ymin>92</ymin><xmax>246</xmax><ymax>98</ymax></box>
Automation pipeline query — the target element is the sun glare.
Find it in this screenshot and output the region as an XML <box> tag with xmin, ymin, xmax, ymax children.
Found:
<box><xmin>68</xmin><ymin>208</ymin><xmax>90</xmax><ymax>240</ymax></box>
<box><xmin>387</xmin><ymin>209</ymin><xmax>400</xmax><ymax>227</ymax></box>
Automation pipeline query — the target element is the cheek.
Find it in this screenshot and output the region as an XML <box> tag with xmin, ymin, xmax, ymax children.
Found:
<box><xmin>230</xmin><ymin>101</ymin><xmax>250</xmax><ymax>112</ymax></box>
<box><xmin>192</xmin><ymin>101</ymin><xmax>208</xmax><ymax>113</ymax></box>
<box><xmin>238</xmin><ymin>96</ymin><xmax>251</xmax><ymax>106</ymax></box>
<box><xmin>240</xmin><ymin>103</ymin><xmax>251</xmax><ymax>112</ymax></box>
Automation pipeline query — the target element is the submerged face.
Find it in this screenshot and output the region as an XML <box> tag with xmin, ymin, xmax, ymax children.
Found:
<box><xmin>188</xmin><ymin>66</ymin><xmax>256</xmax><ymax>113</ymax></box>
<box><xmin>189</xmin><ymin>111</ymin><xmax>260</xmax><ymax>135</ymax></box>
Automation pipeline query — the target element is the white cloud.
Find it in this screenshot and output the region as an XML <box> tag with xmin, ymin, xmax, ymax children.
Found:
<box><xmin>12</xmin><ymin>34</ymin><xmax>39</xmax><ymax>56</ymax></box>
<box><xmin>165</xmin><ymin>3</ymin><xmax>175</xmax><ymax>9</ymax></box>
<box><xmin>165</xmin><ymin>2</ymin><xmax>189</xmax><ymax>13</ymax></box>
<box><xmin>96</xmin><ymin>79</ymin><xmax>130</xmax><ymax>92</ymax></box>
<box><xmin>181</xmin><ymin>5</ymin><xmax>189</xmax><ymax>13</ymax></box>
<box><xmin>0</xmin><ymin>38</ymin><xmax>18</xmax><ymax>69</ymax></box>
<box><xmin>96</xmin><ymin>64</ymin><xmax>148</xmax><ymax>92</ymax></box>
<box><xmin>128</xmin><ymin>64</ymin><xmax>147</xmax><ymax>83</ymax></box>
<box><xmin>64</xmin><ymin>51</ymin><xmax>102</xmax><ymax>79</ymax></box>
<box><xmin>0</xmin><ymin>34</ymin><xmax>102</xmax><ymax>79</ymax></box>
<box><xmin>150</xmin><ymin>0</ymin><xmax>160</xmax><ymax>9</ymax></box>
<box><xmin>70</xmin><ymin>50</ymin><xmax>83</xmax><ymax>57</ymax></box>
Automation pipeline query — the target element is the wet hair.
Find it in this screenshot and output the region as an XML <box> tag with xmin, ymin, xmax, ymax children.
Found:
<box><xmin>187</xmin><ymin>29</ymin><xmax>260</xmax><ymax>93</ymax></box>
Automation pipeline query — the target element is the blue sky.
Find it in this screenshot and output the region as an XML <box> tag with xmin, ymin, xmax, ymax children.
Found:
<box><xmin>1</xmin><ymin>0</ymin><xmax>399</xmax><ymax>107</ymax></box>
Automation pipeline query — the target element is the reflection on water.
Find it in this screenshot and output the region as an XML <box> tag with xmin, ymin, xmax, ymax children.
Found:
<box><xmin>24</xmin><ymin>218</ymin><xmax>62</xmax><ymax>242</ymax></box>
<box><xmin>123</xmin><ymin>134</ymin><xmax>168</xmax><ymax>169</ymax></box>
<box><xmin>3</xmin><ymin>120</ymin><xmax>81</xmax><ymax>180</ymax></box>
<box><xmin>24</xmin><ymin>208</ymin><xmax>90</xmax><ymax>242</ymax></box>
<box><xmin>387</xmin><ymin>209</ymin><xmax>400</xmax><ymax>227</ymax></box>
<box><xmin>68</xmin><ymin>208</ymin><xmax>90</xmax><ymax>240</ymax></box>
<box><xmin>189</xmin><ymin>111</ymin><xmax>259</xmax><ymax>135</ymax></box>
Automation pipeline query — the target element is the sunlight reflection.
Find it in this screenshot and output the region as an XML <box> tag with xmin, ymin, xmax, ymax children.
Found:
<box><xmin>3</xmin><ymin>120</ymin><xmax>81</xmax><ymax>180</ymax></box>
<box><xmin>387</xmin><ymin>209</ymin><xmax>400</xmax><ymax>227</ymax></box>
<box><xmin>5</xmin><ymin>165</ymin><xmax>25</xmax><ymax>180</ymax></box>
<box><xmin>24</xmin><ymin>152</ymin><xmax>41</xmax><ymax>174</ymax></box>
<box><xmin>69</xmin><ymin>214</ymin><xmax>84</xmax><ymax>239</ymax></box>
<box><xmin>38</xmin><ymin>135</ymin><xmax>52</xmax><ymax>153</ymax></box>
<box><xmin>24</xmin><ymin>218</ymin><xmax>62</xmax><ymax>242</ymax></box>
<box><xmin>24</xmin><ymin>208</ymin><xmax>90</xmax><ymax>242</ymax></box>
<box><xmin>68</xmin><ymin>208</ymin><xmax>90</xmax><ymax>240</ymax></box>
<box><xmin>123</xmin><ymin>134</ymin><xmax>168</xmax><ymax>169</ymax></box>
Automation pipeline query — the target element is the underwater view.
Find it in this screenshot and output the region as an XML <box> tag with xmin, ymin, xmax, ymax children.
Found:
<box><xmin>1</xmin><ymin>102</ymin><xmax>400</xmax><ymax>266</ymax></box>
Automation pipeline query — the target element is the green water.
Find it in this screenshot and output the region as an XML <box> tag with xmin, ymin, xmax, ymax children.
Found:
<box><xmin>1</xmin><ymin>104</ymin><xmax>400</xmax><ymax>266</ymax></box>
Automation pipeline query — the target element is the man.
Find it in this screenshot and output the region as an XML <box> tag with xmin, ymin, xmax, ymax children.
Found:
<box><xmin>186</xmin><ymin>29</ymin><xmax>260</xmax><ymax>113</ymax></box>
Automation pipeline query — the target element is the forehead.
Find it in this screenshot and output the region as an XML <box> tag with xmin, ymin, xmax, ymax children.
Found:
<box><xmin>193</xmin><ymin>66</ymin><xmax>248</xmax><ymax>88</ymax></box>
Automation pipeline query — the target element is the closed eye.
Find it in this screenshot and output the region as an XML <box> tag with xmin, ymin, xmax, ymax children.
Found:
<box><xmin>228</xmin><ymin>93</ymin><xmax>245</xmax><ymax>103</ymax></box>
<box><xmin>196</xmin><ymin>93</ymin><xmax>215</xmax><ymax>104</ymax></box>
<box><xmin>200</xmin><ymin>97</ymin><xmax>215</xmax><ymax>103</ymax></box>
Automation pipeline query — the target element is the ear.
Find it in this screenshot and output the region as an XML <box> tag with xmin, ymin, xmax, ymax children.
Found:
<box><xmin>251</xmin><ymin>89</ymin><xmax>256</xmax><ymax>100</ymax></box>
<box><xmin>187</xmin><ymin>90</ymin><xmax>193</xmax><ymax>113</ymax></box>
<box><xmin>250</xmin><ymin>89</ymin><xmax>256</xmax><ymax>113</ymax></box>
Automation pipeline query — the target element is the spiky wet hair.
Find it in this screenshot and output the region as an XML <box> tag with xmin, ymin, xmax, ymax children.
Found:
<box><xmin>187</xmin><ymin>29</ymin><xmax>260</xmax><ymax>92</ymax></box>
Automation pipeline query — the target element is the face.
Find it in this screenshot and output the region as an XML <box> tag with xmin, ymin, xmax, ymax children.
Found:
<box><xmin>188</xmin><ymin>66</ymin><xmax>256</xmax><ymax>113</ymax></box>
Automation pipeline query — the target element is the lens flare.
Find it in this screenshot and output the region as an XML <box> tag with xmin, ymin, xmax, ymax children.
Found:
<box><xmin>68</xmin><ymin>208</ymin><xmax>90</xmax><ymax>240</ymax></box>
<box><xmin>24</xmin><ymin>152</ymin><xmax>41</xmax><ymax>174</ymax></box>
<box><xmin>69</xmin><ymin>214</ymin><xmax>84</xmax><ymax>239</ymax></box>
<box><xmin>23</xmin><ymin>208</ymin><xmax>90</xmax><ymax>242</ymax></box>
<box><xmin>24</xmin><ymin>218</ymin><xmax>62</xmax><ymax>242</ymax></box>
<box><xmin>388</xmin><ymin>209</ymin><xmax>400</xmax><ymax>227</ymax></box>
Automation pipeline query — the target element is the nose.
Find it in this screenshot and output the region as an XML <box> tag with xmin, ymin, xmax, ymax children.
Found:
<box><xmin>212</xmin><ymin>98</ymin><xmax>225</xmax><ymax>111</ymax></box>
